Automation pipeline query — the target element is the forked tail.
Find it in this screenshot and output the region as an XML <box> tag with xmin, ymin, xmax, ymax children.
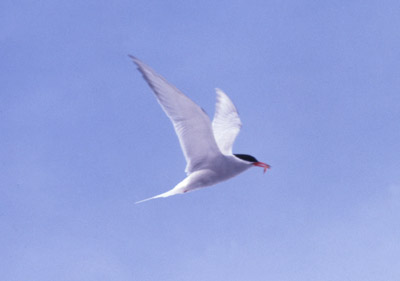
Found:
<box><xmin>135</xmin><ymin>189</ymin><xmax>180</xmax><ymax>204</ymax></box>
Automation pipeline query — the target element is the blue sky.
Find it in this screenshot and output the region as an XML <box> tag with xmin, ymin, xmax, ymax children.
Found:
<box><xmin>1</xmin><ymin>0</ymin><xmax>400</xmax><ymax>280</ymax></box>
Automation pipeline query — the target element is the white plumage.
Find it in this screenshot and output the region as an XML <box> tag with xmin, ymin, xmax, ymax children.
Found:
<box><xmin>130</xmin><ymin>56</ymin><xmax>270</xmax><ymax>203</ymax></box>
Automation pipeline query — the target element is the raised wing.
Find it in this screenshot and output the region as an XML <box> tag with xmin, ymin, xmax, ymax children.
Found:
<box><xmin>130</xmin><ymin>56</ymin><xmax>222</xmax><ymax>174</ymax></box>
<box><xmin>212</xmin><ymin>89</ymin><xmax>242</xmax><ymax>155</ymax></box>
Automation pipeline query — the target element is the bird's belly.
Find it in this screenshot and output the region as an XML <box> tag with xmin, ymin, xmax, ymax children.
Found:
<box><xmin>186</xmin><ymin>170</ymin><xmax>221</xmax><ymax>189</ymax></box>
<box><xmin>183</xmin><ymin>165</ymin><xmax>248</xmax><ymax>193</ymax></box>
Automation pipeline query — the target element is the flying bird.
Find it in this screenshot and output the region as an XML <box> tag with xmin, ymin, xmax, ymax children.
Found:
<box><xmin>130</xmin><ymin>56</ymin><xmax>270</xmax><ymax>203</ymax></box>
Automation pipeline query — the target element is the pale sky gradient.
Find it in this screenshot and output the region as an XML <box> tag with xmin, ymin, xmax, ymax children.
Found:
<box><xmin>1</xmin><ymin>1</ymin><xmax>400</xmax><ymax>280</ymax></box>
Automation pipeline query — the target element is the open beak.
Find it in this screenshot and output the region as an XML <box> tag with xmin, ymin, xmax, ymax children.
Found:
<box><xmin>253</xmin><ymin>162</ymin><xmax>271</xmax><ymax>174</ymax></box>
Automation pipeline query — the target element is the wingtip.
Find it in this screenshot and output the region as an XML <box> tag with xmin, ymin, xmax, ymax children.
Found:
<box><xmin>215</xmin><ymin>88</ymin><xmax>228</xmax><ymax>98</ymax></box>
<box><xmin>128</xmin><ymin>54</ymin><xmax>139</xmax><ymax>63</ymax></box>
<box><xmin>127</xmin><ymin>54</ymin><xmax>136</xmax><ymax>60</ymax></box>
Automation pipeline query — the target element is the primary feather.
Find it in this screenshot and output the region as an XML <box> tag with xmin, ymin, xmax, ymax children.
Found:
<box><xmin>130</xmin><ymin>55</ymin><xmax>222</xmax><ymax>175</ymax></box>
<box><xmin>212</xmin><ymin>88</ymin><xmax>242</xmax><ymax>155</ymax></box>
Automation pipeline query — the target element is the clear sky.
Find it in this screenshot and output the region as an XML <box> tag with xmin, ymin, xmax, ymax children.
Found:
<box><xmin>1</xmin><ymin>0</ymin><xmax>400</xmax><ymax>280</ymax></box>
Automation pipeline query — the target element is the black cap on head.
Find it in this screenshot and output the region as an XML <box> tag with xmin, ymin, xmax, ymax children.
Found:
<box><xmin>234</xmin><ymin>154</ymin><xmax>259</xmax><ymax>163</ymax></box>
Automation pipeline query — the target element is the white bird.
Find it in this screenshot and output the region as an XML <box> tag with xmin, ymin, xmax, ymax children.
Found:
<box><xmin>130</xmin><ymin>56</ymin><xmax>270</xmax><ymax>203</ymax></box>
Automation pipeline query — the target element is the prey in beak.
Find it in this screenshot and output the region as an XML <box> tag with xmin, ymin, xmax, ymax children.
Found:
<box><xmin>253</xmin><ymin>162</ymin><xmax>271</xmax><ymax>173</ymax></box>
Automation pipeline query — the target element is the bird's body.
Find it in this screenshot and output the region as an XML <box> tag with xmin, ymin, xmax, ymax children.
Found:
<box><xmin>130</xmin><ymin>56</ymin><xmax>270</xmax><ymax>203</ymax></box>
<box><xmin>136</xmin><ymin>155</ymin><xmax>254</xmax><ymax>203</ymax></box>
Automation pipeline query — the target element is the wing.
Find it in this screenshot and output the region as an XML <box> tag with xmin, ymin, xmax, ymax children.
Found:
<box><xmin>130</xmin><ymin>56</ymin><xmax>222</xmax><ymax>174</ymax></box>
<box><xmin>211</xmin><ymin>89</ymin><xmax>242</xmax><ymax>155</ymax></box>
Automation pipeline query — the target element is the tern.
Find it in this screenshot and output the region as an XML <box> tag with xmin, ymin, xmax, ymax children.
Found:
<box><xmin>130</xmin><ymin>56</ymin><xmax>270</xmax><ymax>203</ymax></box>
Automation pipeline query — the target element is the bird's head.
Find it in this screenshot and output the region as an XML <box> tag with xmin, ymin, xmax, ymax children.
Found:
<box><xmin>234</xmin><ymin>154</ymin><xmax>271</xmax><ymax>173</ymax></box>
